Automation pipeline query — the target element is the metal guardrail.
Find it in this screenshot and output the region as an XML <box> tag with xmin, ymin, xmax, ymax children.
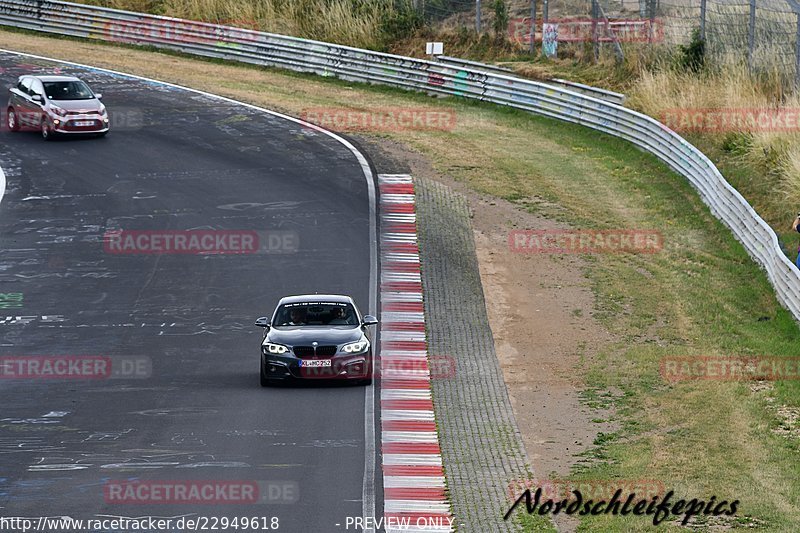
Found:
<box><xmin>549</xmin><ymin>78</ymin><xmax>626</xmax><ymax>105</ymax></box>
<box><xmin>1</xmin><ymin>0</ymin><xmax>799</xmax><ymax>320</ymax></box>
<box><xmin>436</xmin><ymin>55</ymin><xmax>515</xmax><ymax>76</ymax></box>
<box><xmin>436</xmin><ymin>56</ymin><xmax>626</xmax><ymax>104</ymax></box>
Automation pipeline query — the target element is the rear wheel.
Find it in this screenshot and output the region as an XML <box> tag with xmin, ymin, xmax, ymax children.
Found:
<box><xmin>7</xmin><ymin>108</ymin><xmax>19</xmax><ymax>132</ymax></box>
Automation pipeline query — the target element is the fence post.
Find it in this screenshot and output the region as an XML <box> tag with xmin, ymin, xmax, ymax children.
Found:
<box><xmin>700</xmin><ymin>0</ymin><xmax>707</xmax><ymax>41</ymax></box>
<box><xmin>542</xmin><ymin>0</ymin><xmax>548</xmax><ymax>58</ymax></box>
<box><xmin>592</xmin><ymin>0</ymin><xmax>599</xmax><ymax>61</ymax></box>
<box><xmin>597</xmin><ymin>1</ymin><xmax>625</xmax><ymax>62</ymax></box>
<box><xmin>748</xmin><ymin>0</ymin><xmax>756</xmax><ymax>70</ymax></box>
<box><xmin>529</xmin><ymin>0</ymin><xmax>537</xmax><ymax>54</ymax></box>
<box><xmin>796</xmin><ymin>13</ymin><xmax>800</xmax><ymax>88</ymax></box>
<box><xmin>476</xmin><ymin>0</ymin><xmax>482</xmax><ymax>33</ymax></box>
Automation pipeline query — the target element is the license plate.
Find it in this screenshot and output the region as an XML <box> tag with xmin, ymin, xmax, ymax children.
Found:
<box><xmin>300</xmin><ymin>360</ymin><xmax>331</xmax><ymax>368</ymax></box>
<box><xmin>73</xmin><ymin>120</ymin><xmax>95</xmax><ymax>127</ymax></box>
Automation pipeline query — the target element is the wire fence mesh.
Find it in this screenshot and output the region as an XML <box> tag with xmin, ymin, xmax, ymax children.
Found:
<box><xmin>419</xmin><ymin>0</ymin><xmax>800</xmax><ymax>86</ymax></box>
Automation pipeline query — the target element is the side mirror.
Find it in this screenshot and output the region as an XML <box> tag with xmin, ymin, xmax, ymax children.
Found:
<box><xmin>31</xmin><ymin>94</ymin><xmax>43</xmax><ymax>104</ymax></box>
<box><xmin>254</xmin><ymin>317</ymin><xmax>270</xmax><ymax>328</ymax></box>
<box><xmin>94</xmin><ymin>93</ymin><xmax>103</xmax><ymax>100</ymax></box>
<box><xmin>361</xmin><ymin>315</ymin><xmax>378</xmax><ymax>327</ymax></box>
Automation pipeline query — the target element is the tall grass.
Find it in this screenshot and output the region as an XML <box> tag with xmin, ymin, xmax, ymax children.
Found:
<box><xmin>624</xmin><ymin>2</ymin><xmax>800</xmax><ymax>231</ymax></box>
<box><xmin>80</xmin><ymin>0</ymin><xmax>416</xmax><ymax>49</ymax></box>
<box><xmin>627</xmin><ymin>56</ymin><xmax>800</xmax><ymax>230</ymax></box>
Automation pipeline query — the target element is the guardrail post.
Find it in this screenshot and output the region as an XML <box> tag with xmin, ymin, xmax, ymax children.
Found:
<box><xmin>543</xmin><ymin>0</ymin><xmax>549</xmax><ymax>22</ymax></box>
<box><xmin>476</xmin><ymin>0</ymin><xmax>482</xmax><ymax>32</ymax></box>
<box><xmin>748</xmin><ymin>0</ymin><xmax>756</xmax><ymax>71</ymax></box>
<box><xmin>529</xmin><ymin>0</ymin><xmax>537</xmax><ymax>54</ymax></box>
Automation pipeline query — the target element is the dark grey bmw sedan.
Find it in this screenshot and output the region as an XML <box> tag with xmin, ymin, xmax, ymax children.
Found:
<box><xmin>255</xmin><ymin>294</ymin><xmax>378</xmax><ymax>386</ymax></box>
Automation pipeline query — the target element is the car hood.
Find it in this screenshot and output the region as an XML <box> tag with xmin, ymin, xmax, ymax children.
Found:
<box><xmin>50</xmin><ymin>99</ymin><xmax>101</xmax><ymax>112</ymax></box>
<box><xmin>266</xmin><ymin>327</ymin><xmax>363</xmax><ymax>346</ymax></box>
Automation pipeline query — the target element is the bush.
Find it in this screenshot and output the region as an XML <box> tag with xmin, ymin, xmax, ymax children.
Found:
<box><xmin>492</xmin><ymin>0</ymin><xmax>508</xmax><ymax>43</ymax></box>
<box><xmin>721</xmin><ymin>132</ymin><xmax>752</xmax><ymax>155</ymax></box>
<box><xmin>678</xmin><ymin>28</ymin><xmax>705</xmax><ymax>73</ymax></box>
<box><xmin>381</xmin><ymin>0</ymin><xmax>424</xmax><ymax>44</ymax></box>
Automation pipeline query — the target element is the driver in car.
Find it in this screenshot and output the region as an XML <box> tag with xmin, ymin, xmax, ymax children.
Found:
<box><xmin>328</xmin><ymin>307</ymin><xmax>352</xmax><ymax>325</ymax></box>
<box><xmin>286</xmin><ymin>307</ymin><xmax>306</xmax><ymax>326</ymax></box>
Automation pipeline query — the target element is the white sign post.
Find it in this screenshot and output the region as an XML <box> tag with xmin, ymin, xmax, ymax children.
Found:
<box><xmin>426</xmin><ymin>42</ymin><xmax>444</xmax><ymax>56</ymax></box>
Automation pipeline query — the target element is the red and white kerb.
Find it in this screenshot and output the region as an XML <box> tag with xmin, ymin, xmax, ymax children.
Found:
<box><xmin>378</xmin><ymin>174</ymin><xmax>453</xmax><ymax>532</ymax></box>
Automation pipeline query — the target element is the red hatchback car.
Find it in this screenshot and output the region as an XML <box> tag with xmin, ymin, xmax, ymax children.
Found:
<box><xmin>7</xmin><ymin>75</ymin><xmax>109</xmax><ymax>140</ymax></box>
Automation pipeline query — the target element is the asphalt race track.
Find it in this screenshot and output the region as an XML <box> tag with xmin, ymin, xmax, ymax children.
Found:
<box><xmin>0</xmin><ymin>51</ymin><xmax>380</xmax><ymax>532</ymax></box>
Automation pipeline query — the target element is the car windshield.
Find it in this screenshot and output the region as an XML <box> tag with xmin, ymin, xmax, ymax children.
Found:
<box><xmin>273</xmin><ymin>302</ymin><xmax>358</xmax><ymax>327</ymax></box>
<box><xmin>43</xmin><ymin>81</ymin><xmax>94</xmax><ymax>101</ymax></box>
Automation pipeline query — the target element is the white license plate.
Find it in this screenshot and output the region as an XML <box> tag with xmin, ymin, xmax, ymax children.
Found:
<box><xmin>73</xmin><ymin>120</ymin><xmax>95</xmax><ymax>127</ymax></box>
<box><xmin>300</xmin><ymin>360</ymin><xmax>331</xmax><ymax>368</ymax></box>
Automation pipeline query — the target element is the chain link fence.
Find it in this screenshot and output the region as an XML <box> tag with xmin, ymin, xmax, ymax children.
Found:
<box><xmin>418</xmin><ymin>0</ymin><xmax>800</xmax><ymax>86</ymax></box>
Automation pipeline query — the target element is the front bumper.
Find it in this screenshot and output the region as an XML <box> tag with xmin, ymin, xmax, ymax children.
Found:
<box><xmin>53</xmin><ymin>116</ymin><xmax>109</xmax><ymax>134</ymax></box>
<box><xmin>262</xmin><ymin>351</ymin><xmax>371</xmax><ymax>381</ymax></box>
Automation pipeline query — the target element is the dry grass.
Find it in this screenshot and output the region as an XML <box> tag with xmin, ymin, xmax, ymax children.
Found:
<box><xmin>627</xmin><ymin>59</ymin><xmax>800</xmax><ymax>228</ymax></box>
<box><xmin>79</xmin><ymin>0</ymin><xmax>399</xmax><ymax>49</ymax></box>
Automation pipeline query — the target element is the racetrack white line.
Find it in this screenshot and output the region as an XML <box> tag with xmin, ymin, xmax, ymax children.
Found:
<box><xmin>0</xmin><ymin>47</ymin><xmax>379</xmax><ymax>532</ymax></box>
<box><xmin>0</xmin><ymin>163</ymin><xmax>5</xmax><ymax>206</ymax></box>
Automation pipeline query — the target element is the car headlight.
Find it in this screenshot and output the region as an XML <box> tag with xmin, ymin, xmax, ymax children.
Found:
<box><xmin>263</xmin><ymin>342</ymin><xmax>288</xmax><ymax>354</ymax></box>
<box><xmin>50</xmin><ymin>105</ymin><xmax>68</xmax><ymax>117</ymax></box>
<box><xmin>342</xmin><ymin>340</ymin><xmax>369</xmax><ymax>353</ymax></box>
<box><xmin>99</xmin><ymin>105</ymin><xmax>107</xmax><ymax>116</ymax></box>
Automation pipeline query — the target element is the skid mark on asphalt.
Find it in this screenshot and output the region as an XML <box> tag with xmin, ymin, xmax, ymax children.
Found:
<box><xmin>131</xmin><ymin>407</ymin><xmax>218</xmax><ymax>416</ymax></box>
<box><xmin>218</xmin><ymin>429</ymin><xmax>285</xmax><ymax>437</ymax></box>
<box><xmin>0</xmin><ymin>437</ymin><xmax>65</xmax><ymax>454</ymax></box>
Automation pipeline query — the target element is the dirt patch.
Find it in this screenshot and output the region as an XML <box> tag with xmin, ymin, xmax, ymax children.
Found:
<box><xmin>471</xmin><ymin>201</ymin><xmax>619</xmax><ymax>533</ymax></box>
<box><xmin>470</xmin><ymin>198</ymin><xmax>616</xmax><ymax>476</ymax></box>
